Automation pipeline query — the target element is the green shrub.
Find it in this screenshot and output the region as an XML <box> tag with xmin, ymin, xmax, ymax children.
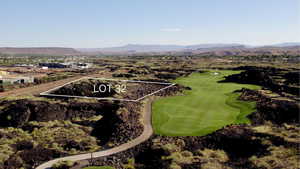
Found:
<box><xmin>123</xmin><ymin>158</ymin><xmax>135</xmax><ymax>169</ymax></box>
<box><xmin>52</xmin><ymin>160</ymin><xmax>74</xmax><ymax>169</ymax></box>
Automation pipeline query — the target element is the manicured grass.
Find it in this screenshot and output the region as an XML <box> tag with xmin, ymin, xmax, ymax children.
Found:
<box><xmin>152</xmin><ymin>70</ymin><xmax>260</xmax><ymax>136</ymax></box>
<box><xmin>83</xmin><ymin>166</ymin><xmax>115</xmax><ymax>169</ymax></box>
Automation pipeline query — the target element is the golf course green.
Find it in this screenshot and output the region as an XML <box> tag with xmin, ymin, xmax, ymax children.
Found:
<box><xmin>152</xmin><ymin>70</ymin><xmax>260</xmax><ymax>136</ymax></box>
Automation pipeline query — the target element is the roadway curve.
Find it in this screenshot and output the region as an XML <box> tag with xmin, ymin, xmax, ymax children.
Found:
<box><xmin>36</xmin><ymin>98</ymin><xmax>154</xmax><ymax>169</ymax></box>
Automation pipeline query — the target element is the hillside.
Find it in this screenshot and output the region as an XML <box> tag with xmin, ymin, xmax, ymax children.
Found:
<box><xmin>1</xmin><ymin>44</ymin><xmax>299</xmax><ymax>56</ymax></box>
<box><xmin>0</xmin><ymin>47</ymin><xmax>80</xmax><ymax>55</ymax></box>
<box><xmin>77</xmin><ymin>43</ymin><xmax>300</xmax><ymax>56</ymax></box>
<box><xmin>189</xmin><ymin>46</ymin><xmax>300</xmax><ymax>56</ymax></box>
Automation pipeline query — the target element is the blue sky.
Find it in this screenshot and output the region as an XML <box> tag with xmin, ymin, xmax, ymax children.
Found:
<box><xmin>0</xmin><ymin>0</ymin><xmax>299</xmax><ymax>48</ymax></box>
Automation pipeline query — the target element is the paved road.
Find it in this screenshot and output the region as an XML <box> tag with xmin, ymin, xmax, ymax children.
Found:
<box><xmin>36</xmin><ymin>98</ymin><xmax>154</xmax><ymax>169</ymax></box>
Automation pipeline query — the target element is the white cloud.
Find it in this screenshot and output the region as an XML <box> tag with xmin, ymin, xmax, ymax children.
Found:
<box><xmin>160</xmin><ymin>28</ymin><xmax>182</xmax><ymax>32</ymax></box>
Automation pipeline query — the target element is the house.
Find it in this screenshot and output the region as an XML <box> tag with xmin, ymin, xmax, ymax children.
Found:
<box><xmin>73</xmin><ymin>63</ymin><xmax>92</xmax><ymax>69</ymax></box>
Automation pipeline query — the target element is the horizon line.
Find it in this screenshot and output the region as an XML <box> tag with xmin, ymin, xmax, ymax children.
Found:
<box><xmin>0</xmin><ymin>41</ymin><xmax>300</xmax><ymax>49</ymax></box>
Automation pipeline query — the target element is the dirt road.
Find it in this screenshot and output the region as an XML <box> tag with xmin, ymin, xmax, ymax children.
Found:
<box><xmin>0</xmin><ymin>73</ymin><xmax>107</xmax><ymax>97</ymax></box>
<box><xmin>36</xmin><ymin>98</ymin><xmax>154</xmax><ymax>169</ymax></box>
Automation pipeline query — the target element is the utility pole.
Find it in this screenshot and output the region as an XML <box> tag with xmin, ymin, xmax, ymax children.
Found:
<box><xmin>90</xmin><ymin>152</ymin><xmax>94</xmax><ymax>166</ymax></box>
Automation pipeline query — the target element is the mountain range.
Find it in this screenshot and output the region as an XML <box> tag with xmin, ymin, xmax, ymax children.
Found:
<box><xmin>0</xmin><ymin>43</ymin><xmax>299</xmax><ymax>56</ymax></box>
<box><xmin>77</xmin><ymin>43</ymin><xmax>300</xmax><ymax>56</ymax></box>
<box><xmin>0</xmin><ymin>47</ymin><xmax>79</xmax><ymax>55</ymax></box>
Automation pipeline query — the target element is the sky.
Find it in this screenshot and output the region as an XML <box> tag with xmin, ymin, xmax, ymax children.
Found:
<box><xmin>0</xmin><ymin>0</ymin><xmax>299</xmax><ymax>48</ymax></box>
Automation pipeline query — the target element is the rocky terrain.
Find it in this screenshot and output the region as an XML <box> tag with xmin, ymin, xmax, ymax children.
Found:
<box><xmin>0</xmin><ymin>97</ymin><xmax>143</xmax><ymax>168</ymax></box>
<box><xmin>0</xmin><ymin>62</ymin><xmax>299</xmax><ymax>169</ymax></box>
<box><xmin>50</xmin><ymin>79</ymin><xmax>181</xmax><ymax>101</ymax></box>
<box><xmin>52</xmin><ymin>80</ymin><xmax>118</xmax><ymax>98</ymax></box>
<box><xmin>89</xmin><ymin>122</ymin><xmax>299</xmax><ymax>169</ymax></box>
<box><xmin>0</xmin><ymin>99</ymin><xmax>118</xmax><ymax>128</ymax></box>
<box><xmin>0</xmin><ymin>98</ymin><xmax>119</xmax><ymax>168</ymax></box>
<box><xmin>87</xmin><ymin>66</ymin><xmax>299</xmax><ymax>169</ymax></box>
<box><xmin>0</xmin><ymin>76</ymin><xmax>184</xmax><ymax>169</ymax></box>
<box><xmin>221</xmin><ymin>66</ymin><xmax>300</xmax><ymax>97</ymax></box>
<box><xmin>239</xmin><ymin>88</ymin><xmax>299</xmax><ymax>125</ymax></box>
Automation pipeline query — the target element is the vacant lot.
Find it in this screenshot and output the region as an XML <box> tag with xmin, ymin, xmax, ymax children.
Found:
<box><xmin>152</xmin><ymin>70</ymin><xmax>260</xmax><ymax>136</ymax></box>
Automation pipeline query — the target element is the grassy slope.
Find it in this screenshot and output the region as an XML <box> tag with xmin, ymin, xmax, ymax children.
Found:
<box><xmin>152</xmin><ymin>70</ymin><xmax>260</xmax><ymax>136</ymax></box>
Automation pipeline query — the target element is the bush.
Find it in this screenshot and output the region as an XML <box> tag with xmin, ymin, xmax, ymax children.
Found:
<box><xmin>123</xmin><ymin>158</ymin><xmax>135</xmax><ymax>169</ymax></box>
<box><xmin>52</xmin><ymin>160</ymin><xmax>75</xmax><ymax>169</ymax></box>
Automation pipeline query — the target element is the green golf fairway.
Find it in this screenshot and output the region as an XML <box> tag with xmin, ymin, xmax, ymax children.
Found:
<box><xmin>152</xmin><ymin>70</ymin><xmax>260</xmax><ymax>136</ymax></box>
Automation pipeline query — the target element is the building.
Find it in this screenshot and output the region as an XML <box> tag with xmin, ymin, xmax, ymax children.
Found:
<box><xmin>14</xmin><ymin>64</ymin><xmax>35</xmax><ymax>67</ymax></box>
<box><xmin>39</xmin><ymin>63</ymin><xmax>70</xmax><ymax>69</ymax></box>
<box><xmin>0</xmin><ymin>76</ymin><xmax>34</xmax><ymax>84</ymax></box>
<box><xmin>0</xmin><ymin>71</ymin><xmax>9</xmax><ymax>76</ymax></box>
<box><xmin>73</xmin><ymin>63</ymin><xmax>92</xmax><ymax>69</ymax></box>
<box><xmin>38</xmin><ymin>62</ymin><xmax>92</xmax><ymax>69</ymax></box>
<box><xmin>0</xmin><ymin>71</ymin><xmax>34</xmax><ymax>85</ymax></box>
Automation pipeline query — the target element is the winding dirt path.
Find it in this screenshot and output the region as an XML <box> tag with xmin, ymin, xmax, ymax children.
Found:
<box><xmin>36</xmin><ymin>98</ymin><xmax>154</xmax><ymax>169</ymax></box>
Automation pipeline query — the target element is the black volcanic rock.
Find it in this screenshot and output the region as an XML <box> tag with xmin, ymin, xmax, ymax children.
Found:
<box><xmin>284</xmin><ymin>71</ymin><xmax>300</xmax><ymax>85</ymax></box>
<box><xmin>52</xmin><ymin>81</ymin><xmax>117</xmax><ymax>98</ymax></box>
<box><xmin>0</xmin><ymin>99</ymin><xmax>119</xmax><ymax>128</ymax></box>
<box><xmin>221</xmin><ymin>66</ymin><xmax>300</xmax><ymax>96</ymax></box>
<box><xmin>250</xmin><ymin>98</ymin><xmax>300</xmax><ymax>125</ymax></box>
<box><xmin>238</xmin><ymin>88</ymin><xmax>300</xmax><ymax>125</ymax></box>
